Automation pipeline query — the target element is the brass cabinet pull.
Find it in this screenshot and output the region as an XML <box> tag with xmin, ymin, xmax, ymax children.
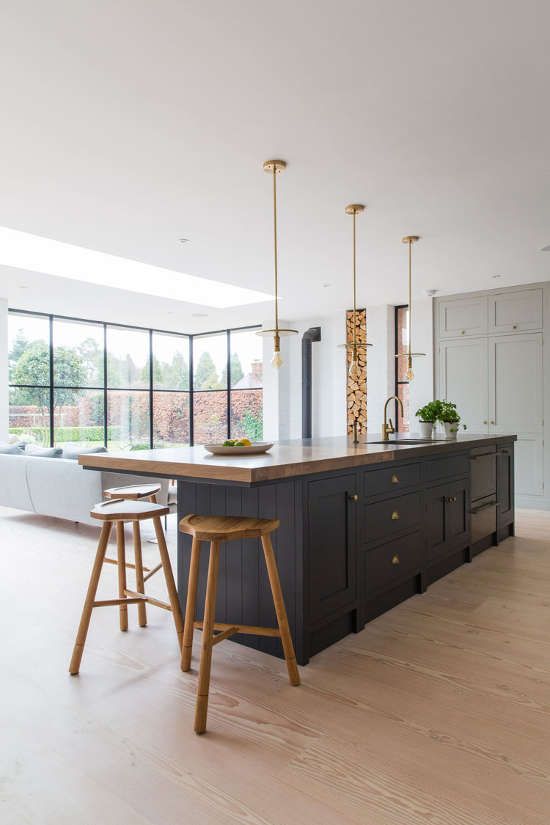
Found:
<box><xmin>446</xmin><ymin>496</ymin><xmax>457</xmax><ymax>503</ymax></box>
<box><xmin>391</xmin><ymin>474</ymin><xmax>399</xmax><ymax>484</ymax></box>
<box><xmin>391</xmin><ymin>554</ymin><xmax>400</xmax><ymax>565</ymax></box>
<box><xmin>461</xmin><ymin>329</ymin><xmax>466</xmax><ymax>335</ymax></box>
<box><xmin>391</xmin><ymin>510</ymin><xmax>400</xmax><ymax>520</ymax></box>
<box><xmin>348</xmin><ymin>493</ymin><xmax>359</xmax><ymax>502</ymax></box>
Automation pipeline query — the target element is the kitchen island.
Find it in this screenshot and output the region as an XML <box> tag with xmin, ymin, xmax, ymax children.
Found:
<box><xmin>80</xmin><ymin>434</ymin><xmax>516</xmax><ymax>664</ymax></box>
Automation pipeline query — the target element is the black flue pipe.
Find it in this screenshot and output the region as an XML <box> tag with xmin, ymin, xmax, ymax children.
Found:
<box><xmin>302</xmin><ymin>326</ymin><xmax>322</xmax><ymax>439</ymax></box>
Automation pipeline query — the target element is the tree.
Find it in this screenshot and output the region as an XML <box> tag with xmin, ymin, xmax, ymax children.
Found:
<box><xmin>220</xmin><ymin>352</ymin><xmax>244</xmax><ymax>387</ymax></box>
<box><xmin>9</xmin><ymin>329</ymin><xmax>29</xmax><ymax>375</ymax></box>
<box><xmin>78</xmin><ymin>337</ymin><xmax>103</xmax><ymax>385</ymax></box>
<box><xmin>11</xmin><ymin>341</ymin><xmax>87</xmax><ymax>408</ymax></box>
<box><xmin>194</xmin><ymin>351</ymin><xmax>220</xmax><ymax>390</ymax></box>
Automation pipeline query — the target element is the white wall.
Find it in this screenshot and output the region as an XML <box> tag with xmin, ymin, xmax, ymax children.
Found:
<box><xmin>0</xmin><ymin>299</ymin><xmax>8</xmax><ymax>441</ymax></box>
<box><xmin>261</xmin><ymin>304</ymin><xmax>411</xmax><ymax>441</ymax></box>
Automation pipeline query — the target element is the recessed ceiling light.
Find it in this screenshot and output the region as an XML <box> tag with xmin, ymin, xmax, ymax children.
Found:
<box><xmin>541</xmin><ymin>245</ymin><xmax>550</xmax><ymax>252</ymax></box>
<box><xmin>322</xmin><ymin>283</ymin><xmax>331</xmax><ymax>288</ymax></box>
<box><xmin>192</xmin><ymin>312</ymin><xmax>208</xmax><ymax>317</ymax></box>
<box><xmin>18</xmin><ymin>284</ymin><xmax>29</xmax><ymax>289</ymax></box>
<box><xmin>0</xmin><ymin>227</ymin><xmax>271</xmax><ymax>309</ymax></box>
<box><xmin>178</xmin><ymin>237</ymin><xmax>190</xmax><ymax>244</ymax></box>
<box><xmin>492</xmin><ymin>274</ymin><xmax>503</xmax><ymax>279</ymax></box>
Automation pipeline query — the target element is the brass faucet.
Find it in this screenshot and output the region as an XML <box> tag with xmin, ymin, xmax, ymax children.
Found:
<box><xmin>382</xmin><ymin>395</ymin><xmax>404</xmax><ymax>441</ymax></box>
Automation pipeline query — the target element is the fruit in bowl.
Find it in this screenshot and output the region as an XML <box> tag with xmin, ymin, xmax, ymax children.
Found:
<box><xmin>223</xmin><ymin>438</ymin><xmax>252</xmax><ymax>447</ymax></box>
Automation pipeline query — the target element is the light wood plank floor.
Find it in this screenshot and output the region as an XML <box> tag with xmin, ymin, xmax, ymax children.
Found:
<box><xmin>1</xmin><ymin>506</ymin><xmax>549</xmax><ymax>825</ymax></box>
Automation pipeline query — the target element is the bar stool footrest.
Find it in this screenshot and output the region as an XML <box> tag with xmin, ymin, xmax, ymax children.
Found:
<box><xmin>193</xmin><ymin>620</ymin><xmax>281</xmax><ymax>638</ymax></box>
<box><xmin>123</xmin><ymin>588</ymin><xmax>172</xmax><ymax>611</ymax></box>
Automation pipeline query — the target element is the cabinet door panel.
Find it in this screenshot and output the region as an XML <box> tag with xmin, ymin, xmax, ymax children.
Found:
<box><xmin>488</xmin><ymin>289</ymin><xmax>542</xmax><ymax>334</ymax></box>
<box><xmin>425</xmin><ymin>484</ymin><xmax>447</xmax><ymax>557</ymax></box>
<box><xmin>438</xmin><ymin>296</ymin><xmax>487</xmax><ymax>338</ymax></box>
<box><xmin>439</xmin><ymin>338</ymin><xmax>489</xmax><ymax>433</ymax></box>
<box><xmin>515</xmin><ymin>437</ymin><xmax>544</xmax><ymax>496</ymax></box>
<box><xmin>307</xmin><ymin>474</ymin><xmax>357</xmax><ymax>622</ymax></box>
<box><xmin>445</xmin><ymin>480</ymin><xmax>469</xmax><ymax>547</ymax></box>
<box><xmin>489</xmin><ymin>334</ymin><xmax>543</xmax><ymax>434</ymax></box>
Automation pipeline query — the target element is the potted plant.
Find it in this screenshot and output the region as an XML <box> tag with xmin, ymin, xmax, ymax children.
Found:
<box><xmin>415</xmin><ymin>401</ymin><xmax>441</xmax><ymax>438</ymax></box>
<box><xmin>438</xmin><ymin>401</ymin><xmax>466</xmax><ymax>439</ymax></box>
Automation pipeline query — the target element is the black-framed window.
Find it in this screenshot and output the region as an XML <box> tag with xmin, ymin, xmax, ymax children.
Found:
<box><xmin>8</xmin><ymin>309</ymin><xmax>262</xmax><ymax>449</ymax></box>
<box><xmin>394</xmin><ymin>305</ymin><xmax>410</xmax><ymax>432</ymax></box>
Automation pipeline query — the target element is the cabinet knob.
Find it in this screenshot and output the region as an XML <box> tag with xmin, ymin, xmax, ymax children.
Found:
<box><xmin>512</xmin><ymin>324</ymin><xmax>518</xmax><ymax>329</ymax></box>
<box><xmin>391</xmin><ymin>510</ymin><xmax>400</xmax><ymax>520</ymax></box>
<box><xmin>490</xmin><ymin>420</ymin><xmax>495</xmax><ymax>425</ymax></box>
<box><xmin>391</xmin><ymin>474</ymin><xmax>399</xmax><ymax>484</ymax></box>
<box><xmin>483</xmin><ymin>420</ymin><xmax>488</xmax><ymax>425</ymax></box>
<box><xmin>461</xmin><ymin>329</ymin><xmax>466</xmax><ymax>335</ymax></box>
<box><xmin>348</xmin><ymin>493</ymin><xmax>359</xmax><ymax>502</ymax></box>
<box><xmin>391</xmin><ymin>554</ymin><xmax>400</xmax><ymax>565</ymax></box>
<box><xmin>446</xmin><ymin>496</ymin><xmax>457</xmax><ymax>503</ymax></box>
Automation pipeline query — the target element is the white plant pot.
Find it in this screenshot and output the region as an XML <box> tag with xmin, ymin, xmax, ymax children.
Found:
<box><xmin>418</xmin><ymin>421</ymin><xmax>434</xmax><ymax>438</ymax></box>
<box><xmin>444</xmin><ymin>422</ymin><xmax>458</xmax><ymax>439</ymax></box>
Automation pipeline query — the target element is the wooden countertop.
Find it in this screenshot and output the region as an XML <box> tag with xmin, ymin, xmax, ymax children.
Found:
<box><xmin>79</xmin><ymin>434</ymin><xmax>517</xmax><ymax>485</ymax></box>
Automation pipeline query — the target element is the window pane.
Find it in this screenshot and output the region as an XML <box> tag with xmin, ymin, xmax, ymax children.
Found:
<box><xmin>107</xmin><ymin>390</ymin><xmax>150</xmax><ymax>449</ymax></box>
<box><xmin>153</xmin><ymin>391</ymin><xmax>190</xmax><ymax>447</ymax></box>
<box><xmin>9</xmin><ymin>386</ymin><xmax>51</xmax><ymax>445</ymax></box>
<box><xmin>53</xmin><ymin>318</ymin><xmax>104</xmax><ymax>387</ymax></box>
<box><xmin>106</xmin><ymin>326</ymin><xmax>149</xmax><ymax>388</ymax></box>
<box><xmin>230</xmin><ymin>329</ymin><xmax>262</xmax><ymax>389</ymax></box>
<box><xmin>193</xmin><ymin>391</ymin><xmax>227</xmax><ymax>443</ymax></box>
<box><xmin>230</xmin><ymin>390</ymin><xmax>263</xmax><ymax>440</ymax></box>
<box><xmin>53</xmin><ymin>389</ymin><xmax>104</xmax><ymax>447</ymax></box>
<box><xmin>397</xmin><ymin>383</ymin><xmax>410</xmax><ymax>433</ymax></box>
<box><xmin>153</xmin><ymin>332</ymin><xmax>189</xmax><ymax>390</ymax></box>
<box><xmin>193</xmin><ymin>334</ymin><xmax>227</xmax><ymax>390</ymax></box>
<box><xmin>8</xmin><ymin>312</ymin><xmax>50</xmax><ymax>385</ymax></box>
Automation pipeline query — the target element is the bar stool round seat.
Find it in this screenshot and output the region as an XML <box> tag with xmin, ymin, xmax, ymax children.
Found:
<box><xmin>179</xmin><ymin>513</ymin><xmax>300</xmax><ymax>735</ymax></box>
<box><xmin>69</xmin><ymin>498</ymin><xmax>184</xmax><ymax>677</ymax></box>
<box><xmin>179</xmin><ymin>514</ymin><xmax>280</xmax><ymax>541</ymax></box>
<box><xmin>104</xmin><ymin>483</ymin><xmax>161</xmax><ymax>501</ymax></box>
<box><xmin>91</xmin><ymin>500</ymin><xmax>168</xmax><ymax>521</ymax></box>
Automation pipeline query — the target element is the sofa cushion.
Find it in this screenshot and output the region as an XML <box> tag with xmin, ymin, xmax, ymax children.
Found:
<box><xmin>25</xmin><ymin>444</ymin><xmax>63</xmax><ymax>458</ymax></box>
<box><xmin>62</xmin><ymin>445</ymin><xmax>108</xmax><ymax>460</ymax></box>
<box><xmin>0</xmin><ymin>443</ymin><xmax>25</xmax><ymax>454</ymax></box>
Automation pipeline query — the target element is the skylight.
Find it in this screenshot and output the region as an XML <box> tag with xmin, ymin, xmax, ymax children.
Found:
<box><xmin>0</xmin><ymin>227</ymin><xmax>271</xmax><ymax>308</ymax></box>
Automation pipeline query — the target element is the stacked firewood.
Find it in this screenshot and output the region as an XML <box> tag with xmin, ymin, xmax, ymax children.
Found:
<box><xmin>346</xmin><ymin>309</ymin><xmax>367</xmax><ymax>435</ymax></box>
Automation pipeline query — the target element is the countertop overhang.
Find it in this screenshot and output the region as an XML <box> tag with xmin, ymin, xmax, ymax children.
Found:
<box><xmin>79</xmin><ymin>434</ymin><xmax>517</xmax><ymax>485</ymax></box>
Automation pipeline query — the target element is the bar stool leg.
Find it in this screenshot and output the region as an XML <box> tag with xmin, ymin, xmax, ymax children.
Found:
<box><xmin>194</xmin><ymin>540</ymin><xmax>220</xmax><ymax>734</ymax></box>
<box><xmin>116</xmin><ymin>522</ymin><xmax>128</xmax><ymax>631</ymax></box>
<box><xmin>153</xmin><ymin>516</ymin><xmax>184</xmax><ymax>651</ymax></box>
<box><xmin>181</xmin><ymin>536</ymin><xmax>201</xmax><ymax>671</ymax></box>
<box><xmin>261</xmin><ymin>534</ymin><xmax>300</xmax><ymax>687</ymax></box>
<box><xmin>132</xmin><ymin>521</ymin><xmax>147</xmax><ymax>627</ymax></box>
<box><xmin>69</xmin><ymin>522</ymin><xmax>112</xmax><ymax>675</ymax></box>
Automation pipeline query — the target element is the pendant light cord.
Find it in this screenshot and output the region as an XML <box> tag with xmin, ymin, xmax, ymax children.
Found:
<box><xmin>272</xmin><ymin>166</ymin><xmax>279</xmax><ymax>335</ymax></box>
<box><xmin>352</xmin><ymin>211</ymin><xmax>357</xmax><ymax>353</ymax></box>
<box><xmin>408</xmin><ymin>239</ymin><xmax>412</xmax><ymax>365</ymax></box>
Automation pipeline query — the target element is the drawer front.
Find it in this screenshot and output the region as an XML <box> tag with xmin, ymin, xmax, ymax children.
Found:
<box><xmin>471</xmin><ymin>496</ymin><xmax>497</xmax><ymax>544</ymax></box>
<box><xmin>363</xmin><ymin>492</ymin><xmax>421</xmax><ymax>543</ymax></box>
<box><xmin>363</xmin><ymin>463</ymin><xmax>420</xmax><ymax>498</ymax></box>
<box><xmin>470</xmin><ymin>449</ymin><xmax>496</xmax><ymax>501</ymax></box>
<box><xmin>364</xmin><ymin>531</ymin><xmax>424</xmax><ymax>595</ymax></box>
<box><xmin>422</xmin><ymin>454</ymin><xmax>469</xmax><ymax>483</ymax></box>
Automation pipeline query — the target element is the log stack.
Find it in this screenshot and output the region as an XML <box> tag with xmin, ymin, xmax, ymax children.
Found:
<box><xmin>346</xmin><ymin>308</ymin><xmax>367</xmax><ymax>436</ymax></box>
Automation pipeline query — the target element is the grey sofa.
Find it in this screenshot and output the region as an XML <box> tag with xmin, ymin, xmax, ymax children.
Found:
<box><xmin>0</xmin><ymin>452</ymin><xmax>173</xmax><ymax>526</ymax></box>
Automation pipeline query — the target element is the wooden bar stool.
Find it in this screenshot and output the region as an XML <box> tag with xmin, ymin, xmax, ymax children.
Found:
<box><xmin>69</xmin><ymin>498</ymin><xmax>184</xmax><ymax>675</ymax></box>
<box><xmin>103</xmin><ymin>483</ymin><xmax>165</xmax><ymax>628</ymax></box>
<box><xmin>179</xmin><ymin>514</ymin><xmax>300</xmax><ymax>734</ymax></box>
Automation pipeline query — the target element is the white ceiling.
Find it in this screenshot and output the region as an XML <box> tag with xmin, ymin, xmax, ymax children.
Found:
<box><xmin>1</xmin><ymin>0</ymin><xmax>550</xmax><ymax>332</ymax></box>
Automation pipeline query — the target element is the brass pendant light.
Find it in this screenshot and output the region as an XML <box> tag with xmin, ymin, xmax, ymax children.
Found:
<box><xmin>396</xmin><ymin>235</ymin><xmax>425</xmax><ymax>381</ymax></box>
<box><xmin>256</xmin><ymin>159</ymin><xmax>297</xmax><ymax>367</ymax></box>
<box><xmin>339</xmin><ymin>203</ymin><xmax>373</xmax><ymax>380</ymax></box>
